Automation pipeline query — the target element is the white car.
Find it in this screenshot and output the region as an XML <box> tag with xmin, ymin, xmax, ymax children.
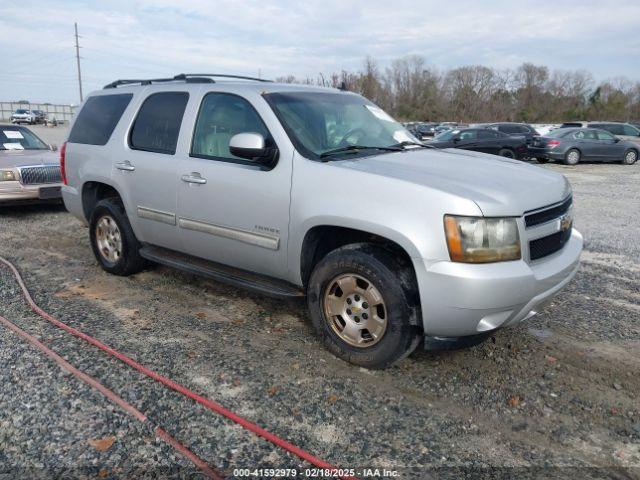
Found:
<box><xmin>10</xmin><ymin>109</ymin><xmax>37</xmax><ymax>125</ymax></box>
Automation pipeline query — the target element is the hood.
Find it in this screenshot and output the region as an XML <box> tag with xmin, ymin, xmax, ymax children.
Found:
<box><xmin>0</xmin><ymin>149</ymin><xmax>60</xmax><ymax>169</ymax></box>
<box><xmin>330</xmin><ymin>148</ymin><xmax>571</xmax><ymax>216</ymax></box>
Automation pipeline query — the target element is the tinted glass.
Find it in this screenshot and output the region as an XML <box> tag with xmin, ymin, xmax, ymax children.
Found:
<box><xmin>622</xmin><ymin>124</ymin><xmax>639</xmax><ymax>136</ymax></box>
<box><xmin>499</xmin><ymin>125</ymin><xmax>519</xmax><ymax>134</ymax></box>
<box><xmin>595</xmin><ymin>130</ymin><xmax>615</xmax><ymax>140</ymax></box>
<box><xmin>129</xmin><ymin>92</ymin><xmax>189</xmax><ymax>154</ymax></box>
<box><xmin>191</xmin><ymin>93</ymin><xmax>271</xmax><ymax>161</ymax></box>
<box><xmin>69</xmin><ymin>94</ymin><xmax>133</xmax><ymax>145</ymax></box>
<box><xmin>458</xmin><ymin>130</ymin><xmax>477</xmax><ymax>140</ymax></box>
<box><xmin>0</xmin><ymin>126</ymin><xmax>48</xmax><ymax>150</ymax></box>
<box><xmin>434</xmin><ymin>129</ymin><xmax>458</xmax><ymax>141</ymax></box>
<box><xmin>478</xmin><ymin>130</ymin><xmax>499</xmax><ymax>139</ymax></box>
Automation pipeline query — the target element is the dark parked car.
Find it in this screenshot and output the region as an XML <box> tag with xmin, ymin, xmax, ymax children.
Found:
<box><xmin>429</xmin><ymin>128</ymin><xmax>528</xmax><ymax>159</ymax></box>
<box><xmin>414</xmin><ymin>122</ymin><xmax>439</xmax><ymax>139</ymax></box>
<box><xmin>485</xmin><ymin>122</ymin><xmax>539</xmax><ymax>145</ymax></box>
<box><xmin>434</xmin><ymin>125</ymin><xmax>453</xmax><ymax>135</ymax></box>
<box><xmin>32</xmin><ymin>110</ymin><xmax>46</xmax><ymax>124</ymax></box>
<box><xmin>528</xmin><ymin>128</ymin><xmax>638</xmax><ymax>165</ymax></box>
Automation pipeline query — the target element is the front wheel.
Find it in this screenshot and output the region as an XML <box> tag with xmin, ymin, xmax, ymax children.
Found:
<box><xmin>307</xmin><ymin>244</ymin><xmax>421</xmax><ymax>369</ymax></box>
<box><xmin>89</xmin><ymin>198</ymin><xmax>146</xmax><ymax>276</ymax></box>
<box><xmin>622</xmin><ymin>149</ymin><xmax>638</xmax><ymax>165</ymax></box>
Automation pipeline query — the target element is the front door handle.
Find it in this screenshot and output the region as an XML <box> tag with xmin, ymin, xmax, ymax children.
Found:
<box><xmin>181</xmin><ymin>172</ymin><xmax>207</xmax><ymax>185</ymax></box>
<box><xmin>115</xmin><ymin>161</ymin><xmax>135</xmax><ymax>172</ymax></box>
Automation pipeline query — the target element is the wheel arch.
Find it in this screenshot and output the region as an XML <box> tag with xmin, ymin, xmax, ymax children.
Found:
<box><xmin>81</xmin><ymin>181</ymin><xmax>126</xmax><ymax>222</ymax></box>
<box><xmin>298</xmin><ymin>224</ymin><xmax>422</xmax><ymax>311</ymax></box>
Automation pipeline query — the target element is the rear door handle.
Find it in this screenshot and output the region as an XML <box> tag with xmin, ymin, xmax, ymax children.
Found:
<box><xmin>115</xmin><ymin>161</ymin><xmax>135</xmax><ymax>172</ymax></box>
<box><xmin>181</xmin><ymin>173</ymin><xmax>207</xmax><ymax>185</ymax></box>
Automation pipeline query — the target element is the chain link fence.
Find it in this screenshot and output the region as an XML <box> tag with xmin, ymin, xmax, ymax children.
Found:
<box><xmin>0</xmin><ymin>102</ymin><xmax>76</xmax><ymax>123</ymax></box>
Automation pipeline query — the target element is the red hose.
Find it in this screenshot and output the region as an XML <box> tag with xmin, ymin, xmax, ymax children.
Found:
<box><xmin>0</xmin><ymin>313</ymin><xmax>222</xmax><ymax>480</ymax></box>
<box><xmin>0</xmin><ymin>256</ymin><xmax>357</xmax><ymax>480</ymax></box>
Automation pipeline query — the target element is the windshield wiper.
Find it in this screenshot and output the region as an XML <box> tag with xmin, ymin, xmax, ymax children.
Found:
<box><xmin>320</xmin><ymin>144</ymin><xmax>402</xmax><ymax>159</ymax></box>
<box><xmin>393</xmin><ymin>140</ymin><xmax>436</xmax><ymax>149</ymax></box>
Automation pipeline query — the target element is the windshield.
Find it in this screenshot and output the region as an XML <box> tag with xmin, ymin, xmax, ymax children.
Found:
<box><xmin>264</xmin><ymin>91</ymin><xmax>418</xmax><ymax>159</ymax></box>
<box><xmin>15</xmin><ymin>109</ymin><xmax>29</xmax><ymax>114</ymax></box>
<box><xmin>434</xmin><ymin>129</ymin><xmax>460</xmax><ymax>141</ymax></box>
<box><xmin>0</xmin><ymin>127</ymin><xmax>49</xmax><ymax>150</ymax></box>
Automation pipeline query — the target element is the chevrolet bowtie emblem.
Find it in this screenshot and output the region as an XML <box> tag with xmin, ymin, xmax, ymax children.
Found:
<box><xmin>560</xmin><ymin>214</ymin><xmax>572</xmax><ymax>232</ymax></box>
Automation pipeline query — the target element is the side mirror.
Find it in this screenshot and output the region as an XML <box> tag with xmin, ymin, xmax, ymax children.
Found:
<box><xmin>453</xmin><ymin>137</ymin><xmax>461</xmax><ymax>143</ymax></box>
<box><xmin>229</xmin><ymin>133</ymin><xmax>272</xmax><ymax>162</ymax></box>
<box><xmin>613</xmin><ymin>138</ymin><xmax>620</xmax><ymax>143</ymax></box>
<box><xmin>50</xmin><ymin>144</ymin><xmax>58</xmax><ymax>151</ymax></box>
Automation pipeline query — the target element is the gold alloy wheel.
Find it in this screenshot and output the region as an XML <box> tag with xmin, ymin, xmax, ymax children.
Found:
<box><xmin>323</xmin><ymin>273</ymin><xmax>388</xmax><ymax>347</ymax></box>
<box><xmin>95</xmin><ymin>215</ymin><xmax>123</xmax><ymax>263</ymax></box>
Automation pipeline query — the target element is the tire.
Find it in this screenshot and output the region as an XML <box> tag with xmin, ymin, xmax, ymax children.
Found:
<box><xmin>563</xmin><ymin>148</ymin><xmax>580</xmax><ymax>165</ymax></box>
<box><xmin>622</xmin><ymin>149</ymin><xmax>638</xmax><ymax>165</ymax></box>
<box><xmin>89</xmin><ymin>198</ymin><xmax>145</xmax><ymax>276</ymax></box>
<box><xmin>307</xmin><ymin>243</ymin><xmax>421</xmax><ymax>369</ymax></box>
<box><xmin>498</xmin><ymin>148</ymin><xmax>516</xmax><ymax>159</ymax></box>
<box><xmin>536</xmin><ymin>157</ymin><xmax>550</xmax><ymax>164</ymax></box>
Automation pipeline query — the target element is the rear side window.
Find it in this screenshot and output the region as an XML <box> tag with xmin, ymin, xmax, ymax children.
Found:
<box><xmin>68</xmin><ymin>94</ymin><xmax>132</xmax><ymax>145</ymax></box>
<box><xmin>595</xmin><ymin>130</ymin><xmax>615</xmax><ymax>140</ymax></box>
<box><xmin>129</xmin><ymin>92</ymin><xmax>189</xmax><ymax>155</ymax></box>
<box><xmin>478</xmin><ymin>130</ymin><xmax>499</xmax><ymax>139</ymax></box>
<box><xmin>499</xmin><ymin>124</ymin><xmax>519</xmax><ymax>134</ymax></box>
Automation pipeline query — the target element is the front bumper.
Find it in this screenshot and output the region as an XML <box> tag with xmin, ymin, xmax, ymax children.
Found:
<box><xmin>0</xmin><ymin>181</ymin><xmax>63</xmax><ymax>204</ymax></box>
<box><xmin>415</xmin><ymin>229</ymin><xmax>583</xmax><ymax>337</ymax></box>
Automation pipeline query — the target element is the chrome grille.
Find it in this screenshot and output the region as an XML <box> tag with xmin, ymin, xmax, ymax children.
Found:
<box><xmin>18</xmin><ymin>165</ymin><xmax>62</xmax><ymax>185</ymax></box>
<box><xmin>524</xmin><ymin>196</ymin><xmax>573</xmax><ymax>261</ymax></box>
<box><xmin>524</xmin><ymin>196</ymin><xmax>572</xmax><ymax>228</ymax></box>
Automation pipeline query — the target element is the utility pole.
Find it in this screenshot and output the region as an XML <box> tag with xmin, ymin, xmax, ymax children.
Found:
<box><xmin>74</xmin><ymin>22</ymin><xmax>83</xmax><ymax>102</ymax></box>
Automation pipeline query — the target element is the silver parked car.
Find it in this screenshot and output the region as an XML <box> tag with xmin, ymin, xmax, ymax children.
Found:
<box><xmin>0</xmin><ymin>125</ymin><xmax>63</xmax><ymax>204</ymax></box>
<box><xmin>61</xmin><ymin>74</ymin><xmax>583</xmax><ymax>369</ymax></box>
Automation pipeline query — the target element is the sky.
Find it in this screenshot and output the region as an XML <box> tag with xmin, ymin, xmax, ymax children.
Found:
<box><xmin>2</xmin><ymin>0</ymin><xmax>640</xmax><ymax>105</ymax></box>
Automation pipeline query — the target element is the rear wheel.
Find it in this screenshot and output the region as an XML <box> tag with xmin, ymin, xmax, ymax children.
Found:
<box><xmin>307</xmin><ymin>243</ymin><xmax>421</xmax><ymax>369</ymax></box>
<box><xmin>498</xmin><ymin>148</ymin><xmax>516</xmax><ymax>159</ymax></box>
<box><xmin>622</xmin><ymin>149</ymin><xmax>638</xmax><ymax>165</ymax></box>
<box><xmin>89</xmin><ymin>198</ymin><xmax>145</xmax><ymax>276</ymax></box>
<box><xmin>564</xmin><ymin>148</ymin><xmax>581</xmax><ymax>165</ymax></box>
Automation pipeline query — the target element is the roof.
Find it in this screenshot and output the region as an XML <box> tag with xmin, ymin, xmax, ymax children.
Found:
<box><xmin>97</xmin><ymin>73</ymin><xmax>343</xmax><ymax>96</ymax></box>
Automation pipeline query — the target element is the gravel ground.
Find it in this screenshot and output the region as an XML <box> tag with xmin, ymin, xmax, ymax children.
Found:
<box><xmin>0</xmin><ymin>128</ymin><xmax>638</xmax><ymax>479</ymax></box>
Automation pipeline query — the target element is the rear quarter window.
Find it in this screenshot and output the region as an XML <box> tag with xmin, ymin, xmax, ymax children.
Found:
<box><xmin>68</xmin><ymin>94</ymin><xmax>133</xmax><ymax>145</ymax></box>
<box><xmin>129</xmin><ymin>92</ymin><xmax>189</xmax><ymax>155</ymax></box>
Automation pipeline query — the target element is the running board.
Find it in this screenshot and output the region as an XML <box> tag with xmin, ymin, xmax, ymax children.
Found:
<box><xmin>139</xmin><ymin>245</ymin><xmax>304</xmax><ymax>299</ymax></box>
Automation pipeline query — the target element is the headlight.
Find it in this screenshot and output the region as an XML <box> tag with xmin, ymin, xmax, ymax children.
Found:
<box><xmin>444</xmin><ymin>215</ymin><xmax>521</xmax><ymax>263</ymax></box>
<box><xmin>0</xmin><ymin>170</ymin><xmax>16</xmax><ymax>181</ymax></box>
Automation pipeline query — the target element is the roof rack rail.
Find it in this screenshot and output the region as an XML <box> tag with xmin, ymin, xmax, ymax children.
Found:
<box><xmin>103</xmin><ymin>73</ymin><xmax>272</xmax><ymax>89</ymax></box>
<box><xmin>103</xmin><ymin>76</ymin><xmax>214</xmax><ymax>89</ymax></box>
<box><xmin>173</xmin><ymin>73</ymin><xmax>272</xmax><ymax>83</ymax></box>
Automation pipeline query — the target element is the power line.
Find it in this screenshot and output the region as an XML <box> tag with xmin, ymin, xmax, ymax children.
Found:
<box><xmin>74</xmin><ymin>22</ymin><xmax>83</xmax><ymax>102</ymax></box>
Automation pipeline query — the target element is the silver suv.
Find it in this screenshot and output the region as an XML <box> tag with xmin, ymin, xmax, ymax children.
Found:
<box><xmin>61</xmin><ymin>74</ymin><xmax>583</xmax><ymax>369</ymax></box>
